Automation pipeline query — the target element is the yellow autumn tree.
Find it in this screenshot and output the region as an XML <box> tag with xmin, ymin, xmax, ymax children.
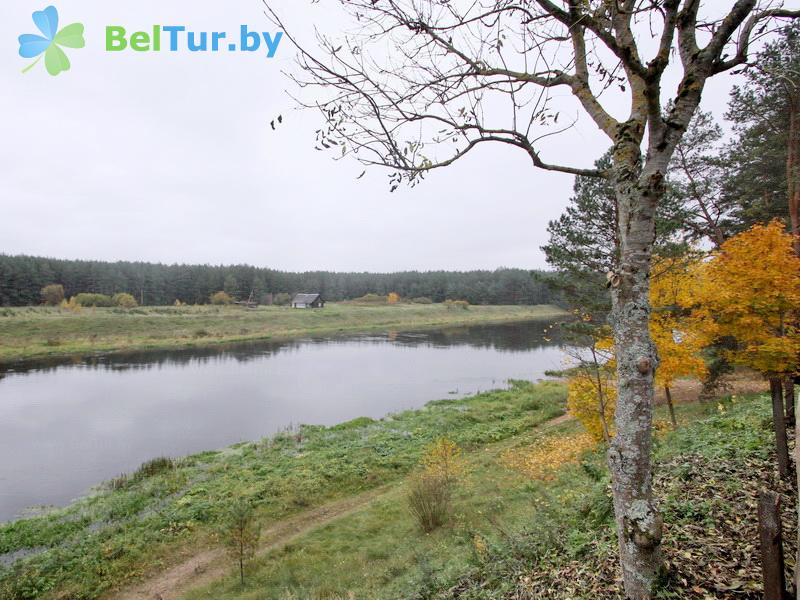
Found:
<box><xmin>387</xmin><ymin>292</ymin><xmax>401</xmax><ymax>304</ymax></box>
<box><xmin>649</xmin><ymin>257</ymin><xmax>711</xmax><ymax>428</ymax></box>
<box><xmin>694</xmin><ymin>221</ymin><xmax>800</xmax><ymax>375</ymax></box>
<box><xmin>693</xmin><ymin>221</ymin><xmax>800</xmax><ymax>478</ymax></box>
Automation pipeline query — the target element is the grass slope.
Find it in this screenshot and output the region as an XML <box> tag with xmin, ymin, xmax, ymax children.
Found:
<box><xmin>181</xmin><ymin>393</ymin><xmax>795</xmax><ymax>600</ymax></box>
<box><xmin>0</xmin><ymin>304</ymin><xmax>566</xmax><ymax>364</ymax></box>
<box><xmin>0</xmin><ymin>381</ymin><xmax>566</xmax><ymax>599</ymax></box>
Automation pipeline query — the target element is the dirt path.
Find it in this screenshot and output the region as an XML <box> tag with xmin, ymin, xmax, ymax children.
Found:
<box><xmin>109</xmin><ymin>485</ymin><xmax>393</xmax><ymax>600</ymax></box>
<box><xmin>108</xmin><ymin>412</ymin><xmax>575</xmax><ymax>600</ymax></box>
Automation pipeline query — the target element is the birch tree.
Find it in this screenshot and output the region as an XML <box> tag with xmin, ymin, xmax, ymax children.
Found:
<box><xmin>265</xmin><ymin>2</ymin><xmax>800</xmax><ymax>597</ymax></box>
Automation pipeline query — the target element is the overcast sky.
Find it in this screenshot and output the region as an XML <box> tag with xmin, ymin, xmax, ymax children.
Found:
<box><xmin>0</xmin><ymin>1</ymin><xmax>784</xmax><ymax>272</ymax></box>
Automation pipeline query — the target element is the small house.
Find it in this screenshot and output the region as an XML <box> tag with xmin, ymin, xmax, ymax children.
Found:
<box><xmin>291</xmin><ymin>293</ymin><xmax>325</xmax><ymax>309</ymax></box>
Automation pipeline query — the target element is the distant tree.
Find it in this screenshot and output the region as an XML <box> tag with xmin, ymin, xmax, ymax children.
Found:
<box><xmin>387</xmin><ymin>292</ymin><xmax>401</xmax><ymax>304</ymax></box>
<box><xmin>223</xmin><ymin>275</ymin><xmax>238</xmax><ymax>298</ymax></box>
<box><xmin>40</xmin><ymin>284</ymin><xmax>64</xmax><ymax>306</ymax></box>
<box><xmin>210</xmin><ymin>291</ymin><xmax>234</xmax><ymax>305</ymax></box>
<box><xmin>220</xmin><ymin>499</ymin><xmax>260</xmax><ymax>586</ymax></box>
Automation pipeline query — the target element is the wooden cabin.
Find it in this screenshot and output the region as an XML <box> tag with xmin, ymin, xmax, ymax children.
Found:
<box><xmin>291</xmin><ymin>293</ymin><xmax>325</xmax><ymax>309</ymax></box>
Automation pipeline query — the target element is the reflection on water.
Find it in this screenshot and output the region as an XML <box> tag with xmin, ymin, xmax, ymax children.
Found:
<box><xmin>0</xmin><ymin>320</ymin><xmax>566</xmax><ymax>522</ymax></box>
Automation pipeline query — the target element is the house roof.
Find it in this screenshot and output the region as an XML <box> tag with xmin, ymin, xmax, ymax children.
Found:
<box><xmin>292</xmin><ymin>293</ymin><xmax>322</xmax><ymax>304</ymax></box>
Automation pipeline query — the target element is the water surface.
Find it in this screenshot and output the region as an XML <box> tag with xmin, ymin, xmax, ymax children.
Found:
<box><xmin>0</xmin><ymin>319</ymin><xmax>566</xmax><ymax>522</ymax></box>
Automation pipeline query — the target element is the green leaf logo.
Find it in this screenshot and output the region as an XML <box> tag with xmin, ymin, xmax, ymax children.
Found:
<box><xmin>18</xmin><ymin>6</ymin><xmax>85</xmax><ymax>76</ymax></box>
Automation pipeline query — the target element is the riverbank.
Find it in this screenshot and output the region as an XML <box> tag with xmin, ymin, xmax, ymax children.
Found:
<box><xmin>2</xmin><ymin>381</ymin><xmax>790</xmax><ymax>599</ymax></box>
<box><xmin>0</xmin><ymin>380</ymin><xmax>567</xmax><ymax>599</ymax></box>
<box><xmin>0</xmin><ymin>303</ymin><xmax>567</xmax><ymax>365</ymax></box>
<box><xmin>182</xmin><ymin>390</ymin><xmax>795</xmax><ymax>600</ymax></box>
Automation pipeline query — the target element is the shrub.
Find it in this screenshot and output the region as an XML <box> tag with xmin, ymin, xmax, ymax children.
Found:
<box><xmin>444</xmin><ymin>299</ymin><xmax>470</xmax><ymax>310</ymax></box>
<box><xmin>407</xmin><ymin>472</ymin><xmax>452</xmax><ymax>533</ymax></box>
<box><xmin>273</xmin><ymin>292</ymin><xmax>292</xmax><ymax>306</ymax></box>
<box><xmin>133</xmin><ymin>456</ymin><xmax>174</xmax><ymax>480</ymax></box>
<box><xmin>112</xmin><ymin>292</ymin><xmax>138</xmax><ymax>309</ymax></box>
<box><xmin>351</xmin><ymin>293</ymin><xmax>388</xmax><ymax>304</ymax></box>
<box><xmin>41</xmin><ymin>284</ymin><xmax>65</xmax><ymax>306</ymax></box>
<box><xmin>73</xmin><ymin>293</ymin><xmax>114</xmax><ymax>307</ymax></box>
<box><xmin>60</xmin><ymin>297</ymin><xmax>81</xmax><ymax>313</ymax></box>
<box><xmin>407</xmin><ymin>438</ymin><xmax>463</xmax><ymax>532</ymax></box>
<box><xmin>210</xmin><ymin>291</ymin><xmax>234</xmax><ymax>305</ymax></box>
<box><xmin>387</xmin><ymin>292</ymin><xmax>401</xmax><ymax>304</ymax></box>
<box><xmin>411</xmin><ymin>297</ymin><xmax>433</xmax><ymax>304</ymax></box>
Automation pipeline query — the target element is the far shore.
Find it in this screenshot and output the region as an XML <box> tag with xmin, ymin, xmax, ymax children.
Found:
<box><xmin>0</xmin><ymin>302</ymin><xmax>568</xmax><ymax>366</ymax></box>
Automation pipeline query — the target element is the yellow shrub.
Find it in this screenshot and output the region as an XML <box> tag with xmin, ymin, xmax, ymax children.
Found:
<box><xmin>421</xmin><ymin>437</ymin><xmax>463</xmax><ymax>484</ymax></box>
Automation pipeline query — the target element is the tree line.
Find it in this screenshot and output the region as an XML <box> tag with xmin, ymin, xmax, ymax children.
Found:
<box><xmin>0</xmin><ymin>255</ymin><xmax>562</xmax><ymax>307</ymax></box>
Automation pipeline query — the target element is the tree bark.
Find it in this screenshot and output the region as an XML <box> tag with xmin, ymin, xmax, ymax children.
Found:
<box><xmin>665</xmin><ymin>386</ymin><xmax>677</xmax><ymax>430</ymax></box>
<box><xmin>770</xmin><ymin>377</ymin><xmax>791</xmax><ymax>480</ymax></box>
<box><xmin>608</xmin><ymin>147</ymin><xmax>664</xmax><ymax>599</ymax></box>
<box><xmin>758</xmin><ymin>489</ymin><xmax>787</xmax><ymax>600</ymax></box>
<box><xmin>784</xmin><ymin>375</ymin><xmax>795</xmax><ymax>429</ymax></box>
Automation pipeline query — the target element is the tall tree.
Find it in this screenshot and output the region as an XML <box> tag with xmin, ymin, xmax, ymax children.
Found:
<box><xmin>266</xmin><ymin>3</ymin><xmax>800</xmax><ymax>595</ymax></box>
<box><xmin>726</xmin><ymin>22</ymin><xmax>800</xmax><ymax>251</ymax></box>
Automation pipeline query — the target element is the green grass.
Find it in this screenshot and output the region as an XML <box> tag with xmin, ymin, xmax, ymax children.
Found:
<box><xmin>179</xmin><ymin>393</ymin><xmax>787</xmax><ymax>600</ymax></box>
<box><xmin>0</xmin><ymin>380</ymin><xmax>567</xmax><ymax>600</ymax></box>
<box><xmin>0</xmin><ymin>303</ymin><xmax>566</xmax><ymax>364</ymax></box>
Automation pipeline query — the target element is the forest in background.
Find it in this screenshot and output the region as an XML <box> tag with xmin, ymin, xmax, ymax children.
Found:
<box><xmin>0</xmin><ymin>255</ymin><xmax>561</xmax><ymax>307</ymax></box>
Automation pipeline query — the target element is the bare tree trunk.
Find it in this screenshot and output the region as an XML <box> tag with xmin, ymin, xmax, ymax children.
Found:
<box><xmin>665</xmin><ymin>386</ymin><xmax>677</xmax><ymax>430</ymax></box>
<box><xmin>607</xmin><ymin>154</ymin><xmax>663</xmax><ymax>599</ymax></box>
<box><xmin>770</xmin><ymin>378</ymin><xmax>791</xmax><ymax>480</ymax></box>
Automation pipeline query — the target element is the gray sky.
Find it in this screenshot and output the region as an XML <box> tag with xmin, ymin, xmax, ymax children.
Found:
<box><xmin>0</xmin><ymin>1</ymin><xmax>778</xmax><ymax>272</ymax></box>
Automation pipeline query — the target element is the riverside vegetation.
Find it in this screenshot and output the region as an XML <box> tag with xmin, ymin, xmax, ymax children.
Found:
<box><xmin>0</xmin><ymin>380</ymin><xmax>566</xmax><ymax>599</ymax></box>
<box><xmin>0</xmin><ymin>303</ymin><xmax>566</xmax><ymax>365</ymax></box>
<box><xmin>1</xmin><ymin>380</ymin><xmax>790</xmax><ymax>599</ymax></box>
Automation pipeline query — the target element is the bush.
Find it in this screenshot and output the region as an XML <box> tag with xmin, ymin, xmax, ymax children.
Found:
<box><xmin>387</xmin><ymin>292</ymin><xmax>401</xmax><ymax>304</ymax></box>
<box><xmin>411</xmin><ymin>297</ymin><xmax>433</xmax><ymax>304</ymax></box>
<box><xmin>210</xmin><ymin>291</ymin><xmax>234</xmax><ymax>305</ymax></box>
<box><xmin>273</xmin><ymin>292</ymin><xmax>292</xmax><ymax>306</ymax></box>
<box><xmin>407</xmin><ymin>472</ymin><xmax>452</xmax><ymax>533</ymax></box>
<box><xmin>444</xmin><ymin>299</ymin><xmax>470</xmax><ymax>310</ymax></box>
<box><xmin>407</xmin><ymin>438</ymin><xmax>463</xmax><ymax>532</ymax></box>
<box><xmin>351</xmin><ymin>293</ymin><xmax>388</xmax><ymax>305</ymax></box>
<box><xmin>112</xmin><ymin>292</ymin><xmax>138</xmax><ymax>309</ymax></box>
<box><xmin>41</xmin><ymin>284</ymin><xmax>65</xmax><ymax>306</ymax></box>
<box><xmin>134</xmin><ymin>456</ymin><xmax>174</xmax><ymax>480</ymax></box>
<box><xmin>73</xmin><ymin>293</ymin><xmax>114</xmax><ymax>307</ymax></box>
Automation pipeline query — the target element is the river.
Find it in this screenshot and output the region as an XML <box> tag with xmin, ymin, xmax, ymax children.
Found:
<box><xmin>0</xmin><ymin>319</ymin><xmax>566</xmax><ymax>522</ymax></box>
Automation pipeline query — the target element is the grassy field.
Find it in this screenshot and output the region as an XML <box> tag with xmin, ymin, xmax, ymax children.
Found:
<box><xmin>0</xmin><ymin>381</ymin><xmax>567</xmax><ymax>599</ymax></box>
<box><xmin>0</xmin><ymin>303</ymin><xmax>566</xmax><ymax>365</ymax></box>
